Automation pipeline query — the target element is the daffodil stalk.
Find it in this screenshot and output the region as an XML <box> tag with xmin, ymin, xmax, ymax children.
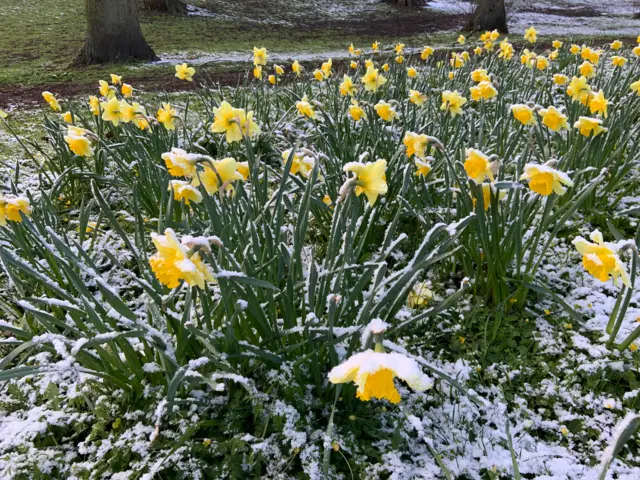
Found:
<box><xmin>608</xmin><ymin>245</ymin><xmax>638</xmax><ymax>350</ymax></box>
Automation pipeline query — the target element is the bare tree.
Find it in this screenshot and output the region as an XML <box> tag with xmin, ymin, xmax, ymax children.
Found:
<box><xmin>142</xmin><ymin>0</ymin><xmax>187</xmax><ymax>15</ymax></box>
<box><xmin>76</xmin><ymin>0</ymin><xmax>158</xmax><ymax>65</ymax></box>
<box><xmin>466</xmin><ymin>0</ymin><xmax>508</xmax><ymax>33</ymax></box>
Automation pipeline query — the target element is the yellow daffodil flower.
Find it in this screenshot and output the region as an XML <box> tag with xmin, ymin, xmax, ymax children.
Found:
<box><xmin>157</xmin><ymin>102</ymin><xmax>177</xmax><ymax>131</ymax></box>
<box><xmin>574</xmin><ymin>116</ymin><xmax>607</xmax><ymax>137</ymax></box>
<box><xmin>175</xmin><ymin>63</ymin><xmax>195</xmax><ymax>81</ymax></box>
<box><xmin>348</xmin><ymin>99</ymin><xmax>365</xmax><ymax>122</ymax></box>
<box><xmin>553</xmin><ymin>74</ymin><xmax>568</xmax><ymax>86</ymax></box>
<box><xmin>611</xmin><ymin>40</ymin><xmax>623</xmax><ymax>50</ymax></box>
<box><xmin>470</xmin><ymin>81</ymin><xmax>497</xmax><ymax>102</ymax></box>
<box><xmin>313</xmin><ymin>69</ymin><xmax>324</xmax><ymax>81</ymax></box>
<box><xmin>282</xmin><ymin>149</ymin><xmax>315</xmax><ymax>178</ymax></box>
<box><xmin>464</xmin><ymin>148</ymin><xmax>496</xmax><ymax>184</ymax></box>
<box><xmin>407</xmin><ymin>67</ymin><xmax>417</xmax><ymax>78</ymax></box>
<box><xmin>321</xmin><ymin>58</ymin><xmax>333</xmax><ymax>78</ymax></box>
<box><xmin>403</xmin><ymin>132</ymin><xmax>429</xmax><ymax>159</ymax></box>
<box><xmin>292</xmin><ymin>60</ymin><xmax>303</xmax><ymax>75</ymax></box>
<box><xmin>524</xmin><ymin>26</ymin><xmax>537</xmax><ymax>43</ymax></box>
<box><xmin>62</xmin><ymin>111</ymin><xmax>73</xmax><ymax>124</ymax></box>
<box><xmin>520</xmin><ymin>162</ymin><xmax>573</xmax><ymax>196</ymax></box>
<box><xmin>199</xmin><ymin>157</ymin><xmax>245</xmax><ymax>195</ymax></box>
<box><xmin>169</xmin><ymin>180</ymin><xmax>202</xmax><ymax>205</ymax></box>
<box><xmin>408</xmin><ymin>281</ymin><xmax>433</xmax><ymax>308</ymax></box>
<box><xmin>328</xmin><ymin>349</ymin><xmax>432</xmax><ymax>404</ymax></box>
<box><xmin>579</xmin><ymin>61</ymin><xmax>596</xmax><ymax>79</ymax></box>
<box><xmin>395</xmin><ymin>43</ymin><xmax>405</xmax><ymax>54</ymax></box>
<box><xmin>149</xmin><ymin>228</ymin><xmax>214</xmax><ymax>289</ymax></box>
<box><xmin>0</xmin><ymin>195</ymin><xmax>31</xmax><ymax>226</ymax></box>
<box><xmin>457</xmin><ymin>35</ymin><xmax>465</xmax><ymax>45</ymax></box>
<box><xmin>408</xmin><ymin>89</ymin><xmax>427</xmax><ymax>106</ymax></box>
<box><xmin>110</xmin><ymin>74</ymin><xmax>122</xmax><ymax>85</ymax></box>
<box><xmin>162</xmin><ymin>148</ymin><xmax>199</xmax><ymax>178</ymax></box>
<box><xmin>64</xmin><ymin>128</ymin><xmax>93</xmax><ymax>157</ymax></box>
<box><xmin>471</xmin><ymin>69</ymin><xmax>490</xmax><ymax>83</ymax></box>
<box><xmin>361</xmin><ymin>65</ymin><xmax>387</xmax><ymax>92</ymax></box>
<box><xmin>296</xmin><ymin>95</ymin><xmax>317</xmax><ymax>120</ymax></box>
<box><xmin>343</xmin><ymin>159</ymin><xmax>388</xmax><ymax>206</ymax></box>
<box><xmin>395</xmin><ymin>55</ymin><xmax>404</xmax><ymax>64</ymax></box>
<box><xmin>100</xmin><ymin>97</ymin><xmax>122</xmax><ymax>126</ymax></box>
<box><xmin>510</xmin><ymin>104</ymin><xmax>536</xmax><ymax>125</ymax></box>
<box><xmin>372</xmin><ymin>41</ymin><xmax>380</xmax><ymax>52</ymax></box>
<box><xmin>415</xmin><ymin>158</ymin><xmax>431</xmax><ymax>178</ymax></box>
<box><xmin>589</xmin><ymin>90</ymin><xmax>608</xmax><ymax>118</ymax></box>
<box><xmin>253</xmin><ymin>47</ymin><xmax>268</xmax><ymax>66</ymax></box>
<box><xmin>268</xmin><ymin>74</ymin><xmax>276</xmax><ymax>85</ymax></box>
<box><xmin>612</xmin><ymin>56</ymin><xmax>627</xmax><ymax>67</ymax></box>
<box><xmin>339</xmin><ymin>75</ymin><xmax>357</xmax><ymax>96</ymax></box>
<box><xmin>538</xmin><ymin>106</ymin><xmax>568</xmax><ymax>132</ymax></box>
<box><xmin>572</xmin><ymin>230</ymin><xmax>631</xmax><ymax>287</ymax></box>
<box><xmin>98</xmin><ymin>80</ymin><xmax>114</xmax><ymax>98</ymax></box>
<box><xmin>566</xmin><ymin>76</ymin><xmax>591</xmax><ymax>105</ymax></box>
<box><xmin>253</xmin><ymin>65</ymin><xmax>263</xmax><ymax>80</ymax></box>
<box><xmin>552</xmin><ymin>40</ymin><xmax>563</xmax><ymax>49</ymax></box>
<box><xmin>121</xmin><ymin>83</ymin><xmax>133</xmax><ymax>98</ymax></box>
<box><xmin>211</xmin><ymin>101</ymin><xmax>259</xmax><ymax>142</ymax></box>
<box><xmin>42</xmin><ymin>91</ymin><xmax>61</xmax><ymax>111</ymax></box>
<box><xmin>374</xmin><ymin>100</ymin><xmax>398</xmax><ymax>122</ymax></box>
<box><xmin>421</xmin><ymin>46</ymin><xmax>433</xmax><ymax>60</ymax></box>
<box><xmin>89</xmin><ymin>96</ymin><xmax>100</xmax><ymax>115</ymax></box>
<box><xmin>631</xmin><ymin>79</ymin><xmax>640</xmax><ymax>95</ymax></box>
<box><xmin>441</xmin><ymin>90</ymin><xmax>467</xmax><ymax>116</ymax></box>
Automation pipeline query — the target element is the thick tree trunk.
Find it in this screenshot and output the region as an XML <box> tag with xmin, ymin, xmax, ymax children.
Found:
<box><xmin>465</xmin><ymin>0</ymin><xmax>508</xmax><ymax>33</ymax></box>
<box><xmin>76</xmin><ymin>0</ymin><xmax>158</xmax><ymax>65</ymax></box>
<box><xmin>142</xmin><ymin>0</ymin><xmax>187</xmax><ymax>15</ymax></box>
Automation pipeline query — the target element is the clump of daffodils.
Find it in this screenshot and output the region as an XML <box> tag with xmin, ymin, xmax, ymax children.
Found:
<box><xmin>329</xmin><ymin>320</ymin><xmax>432</xmax><ymax>403</ymax></box>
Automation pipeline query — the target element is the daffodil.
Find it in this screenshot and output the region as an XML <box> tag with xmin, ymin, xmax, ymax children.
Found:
<box><xmin>474</xmin><ymin>46</ymin><xmax>483</xmax><ymax>56</ymax></box>
<box><xmin>464</xmin><ymin>148</ymin><xmax>496</xmax><ymax>184</ymax></box>
<box><xmin>570</xmin><ymin>44</ymin><xmax>581</xmax><ymax>55</ymax></box>
<box><xmin>470</xmin><ymin>81</ymin><xmax>497</xmax><ymax>102</ymax></box>
<box><xmin>321</xmin><ymin>58</ymin><xmax>333</xmax><ymax>78</ymax></box>
<box><xmin>361</xmin><ymin>65</ymin><xmax>387</xmax><ymax>92</ymax></box>
<box><xmin>62</xmin><ymin>111</ymin><xmax>73</xmax><ymax>124</ymax></box>
<box><xmin>634</xmin><ymin>46</ymin><xmax>640</xmax><ymax>57</ymax></box>
<box><xmin>162</xmin><ymin>148</ymin><xmax>199</xmax><ymax>178</ymax></box>
<box><xmin>120</xmin><ymin>101</ymin><xmax>146</xmax><ymax>124</ymax></box>
<box><xmin>343</xmin><ymin>159</ymin><xmax>387</xmax><ymax>206</ymax></box>
<box><xmin>574</xmin><ymin>116</ymin><xmax>607</xmax><ymax>137</ymax></box>
<box><xmin>157</xmin><ymin>103</ymin><xmax>177</xmax><ymax>131</ymax></box>
<box><xmin>450</xmin><ymin>53</ymin><xmax>464</xmax><ymax>69</ymax></box>
<box><xmin>498</xmin><ymin>40</ymin><xmax>514</xmax><ymax>60</ymax></box>
<box><xmin>510</xmin><ymin>104</ymin><xmax>536</xmax><ymax>125</ymax></box>
<box><xmin>611</xmin><ymin>40</ymin><xmax>623</xmax><ymax>50</ymax></box>
<box><xmin>520</xmin><ymin>49</ymin><xmax>537</xmax><ymax>68</ymax></box>
<box><xmin>553</xmin><ymin>74</ymin><xmax>568</xmax><ymax>86</ymax></box>
<box><xmin>313</xmin><ymin>69</ymin><xmax>324</xmax><ymax>81</ymax></box>
<box><xmin>612</xmin><ymin>56</ymin><xmax>627</xmax><ymax>67</ymax></box>
<box><xmin>538</xmin><ymin>106</ymin><xmax>568</xmax><ymax>132</ymax></box>
<box><xmin>64</xmin><ymin>129</ymin><xmax>93</xmax><ymax>157</ymax></box>
<box><xmin>89</xmin><ymin>96</ymin><xmax>100</xmax><ymax>116</ymax></box>
<box><xmin>237</xmin><ymin>161</ymin><xmax>250</xmax><ymax>180</ymax></box>
<box><xmin>374</xmin><ymin>100</ymin><xmax>398</xmax><ymax>122</ymax></box>
<box><xmin>210</xmin><ymin>101</ymin><xmax>256</xmax><ymax>142</ymax></box>
<box><xmin>403</xmin><ymin>132</ymin><xmax>429</xmax><ymax>160</ymax></box>
<box><xmin>328</xmin><ymin>349</ymin><xmax>432</xmax><ymax>403</ymax></box>
<box><xmin>101</xmin><ymin>97</ymin><xmax>122</xmax><ymax>126</ymax></box>
<box><xmin>381</xmin><ymin>63</ymin><xmax>390</xmax><ymax>72</ymax></box>
<box><xmin>253</xmin><ymin>65</ymin><xmax>263</xmax><ymax>80</ymax></box>
<box><xmin>350</xmin><ymin>61</ymin><xmax>358</xmax><ymax>69</ymax></box>
<box><xmin>536</xmin><ymin>56</ymin><xmax>549</xmax><ymax>71</ymax></box>
<box><xmin>549</xmin><ymin>50</ymin><xmax>559</xmax><ymax>60</ymax></box>
<box><xmin>407</xmin><ymin>67</ymin><xmax>417</xmax><ymax>78</ymax></box>
<box><xmin>566</xmin><ymin>76</ymin><xmax>591</xmax><ymax>105</ymax></box>
<box><xmin>274</xmin><ymin>64</ymin><xmax>284</xmax><ymax>76</ymax></box>
<box><xmin>149</xmin><ymin>228</ymin><xmax>214</xmax><ymax>289</ymax></box>
<box><xmin>520</xmin><ymin>162</ymin><xmax>573</xmax><ymax>196</ymax></box>
<box><xmin>0</xmin><ymin>195</ymin><xmax>31</xmax><ymax>226</ymax></box>
<box><xmin>292</xmin><ymin>60</ymin><xmax>303</xmax><ymax>75</ymax></box>
<box><xmin>395</xmin><ymin>55</ymin><xmax>404</xmax><ymax>64</ymax></box>
<box><xmin>339</xmin><ymin>75</ymin><xmax>357</xmax><ymax>96</ymax></box>
<box><xmin>408</xmin><ymin>89</ymin><xmax>427</xmax><ymax>106</ymax></box>
<box><xmin>579</xmin><ymin>61</ymin><xmax>596</xmax><ymax>79</ymax></box>
<box><xmin>440</xmin><ymin>90</ymin><xmax>466</xmax><ymax>116</ymax></box>
<box><xmin>372</xmin><ymin>41</ymin><xmax>380</xmax><ymax>52</ymax></box>
<box><xmin>408</xmin><ymin>281</ymin><xmax>433</xmax><ymax>308</ymax></box>
<box><xmin>588</xmin><ymin>90</ymin><xmax>608</xmax><ymax>118</ymax></box>
<box><xmin>421</xmin><ymin>46</ymin><xmax>433</xmax><ymax>60</ymax></box>
<box><xmin>42</xmin><ymin>91</ymin><xmax>61</xmax><ymax>111</ymax></box>
<box><xmin>253</xmin><ymin>47</ymin><xmax>267</xmax><ymax>66</ymax></box>
<box><xmin>475</xmin><ymin>183</ymin><xmax>505</xmax><ymax>211</ymax></box>
<box><xmin>296</xmin><ymin>95</ymin><xmax>317</xmax><ymax>120</ymax></box>
<box><xmin>348</xmin><ymin>99</ymin><xmax>365</xmax><ymax>122</ymax></box>
<box><xmin>457</xmin><ymin>35</ymin><xmax>465</xmax><ymax>45</ymax></box>
<box><xmin>175</xmin><ymin>63</ymin><xmax>195</xmax><ymax>81</ymax></box>
<box><xmin>169</xmin><ymin>180</ymin><xmax>202</xmax><ymax>205</ymax></box>
<box><xmin>121</xmin><ymin>83</ymin><xmax>133</xmax><ymax>98</ymax></box>
<box><xmin>552</xmin><ymin>40</ymin><xmax>563</xmax><ymax>49</ymax></box>
<box><xmin>471</xmin><ymin>69</ymin><xmax>490</xmax><ymax>83</ymax></box>
<box><xmin>631</xmin><ymin>79</ymin><xmax>640</xmax><ymax>95</ymax></box>
<box><xmin>572</xmin><ymin>230</ymin><xmax>630</xmax><ymax>287</ymax></box>
<box><xmin>524</xmin><ymin>26</ymin><xmax>537</xmax><ymax>43</ymax></box>
<box><xmin>268</xmin><ymin>74</ymin><xmax>276</xmax><ymax>85</ymax></box>
<box><xmin>414</xmin><ymin>158</ymin><xmax>431</xmax><ymax>178</ymax></box>
<box><xmin>98</xmin><ymin>80</ymin><xmax>114</xmax><ymax>98</ymax></box>
<box><xmin>199</xmin><ymin>157</ymin><xmax>245</xmax><ymax>195</ymax></box>
<box><xmin>395</xmin><ymin>43</ymin><xmax>405</xmax><ymax>54</ymax></box>
<box><xmin>282</xmin><ymin>149</ymin><xmax>315</xmax><ymax>178</ymax></box>
<box><xmin>110</xmin><ymin>74</ymin><xmax>122</xmax><ymax>85</ymax></box>
<box><xmin>365</xmin><ymin>59</ymin><xmax>374</xmax><ymax>68</ymax></box>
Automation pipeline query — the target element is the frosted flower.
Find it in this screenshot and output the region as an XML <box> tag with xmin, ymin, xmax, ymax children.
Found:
<box><xmin>328</xmin><ymin>350</ymin><xmax>432</xmax><ymax>403</ymax></box>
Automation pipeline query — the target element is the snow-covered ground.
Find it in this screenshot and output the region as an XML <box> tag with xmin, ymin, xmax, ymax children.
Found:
<box><xmin>426</xmin><ymin>0</ymin><xmax>640</xmax><ymax>36</ymax></box>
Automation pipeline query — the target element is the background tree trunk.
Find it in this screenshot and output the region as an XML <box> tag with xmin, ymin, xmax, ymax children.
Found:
<box><xmin>465</xmin><ymin>0</ymin><xmax>508</xmax><ymax>33</ymax></box>
<box><xmin>76</xmin><ymin>0</ymin><xmax>158</xmax><ymax>65</ymax></box>
<box><xmin>142</xmin><ymin>0</ymin><xmax>187</xmax><ymax>15</ymax></box>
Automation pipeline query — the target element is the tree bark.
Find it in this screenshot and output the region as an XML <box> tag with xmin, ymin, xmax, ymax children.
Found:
<box><xmin>142</xmin><ymin>0</ymin><xmax>187</xmax><ymax>15</ymax></box>
<box><xmin>76</xmin><ymin>0</ymin><xmax>158</xmax><ymax>65</ymax></box>
<box><xmin>465</xmin><ymin>0</ymin><xmax>508</xmax><ymax>33</ymax></box>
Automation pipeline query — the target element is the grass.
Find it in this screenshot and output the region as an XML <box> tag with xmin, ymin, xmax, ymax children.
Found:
<box><xmin>0</xmin><ymin>0</ymin><xmax>460</xmax><ymax>88</ymax></box>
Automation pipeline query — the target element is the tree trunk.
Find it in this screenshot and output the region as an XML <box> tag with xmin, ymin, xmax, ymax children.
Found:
<box><xmin>465</xmin><ymin>0</ymin><xmax>508</xmax><ymax>33</ymax></box>
<box><xmin>142</xmin><ymin>0</ymin><xmax>187</xmax><ymax>15</ymax></box>
<box><xmin>76</xmin><ymin>0</ymin><xmax>158</xmax><ymax>65</ymax></box>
